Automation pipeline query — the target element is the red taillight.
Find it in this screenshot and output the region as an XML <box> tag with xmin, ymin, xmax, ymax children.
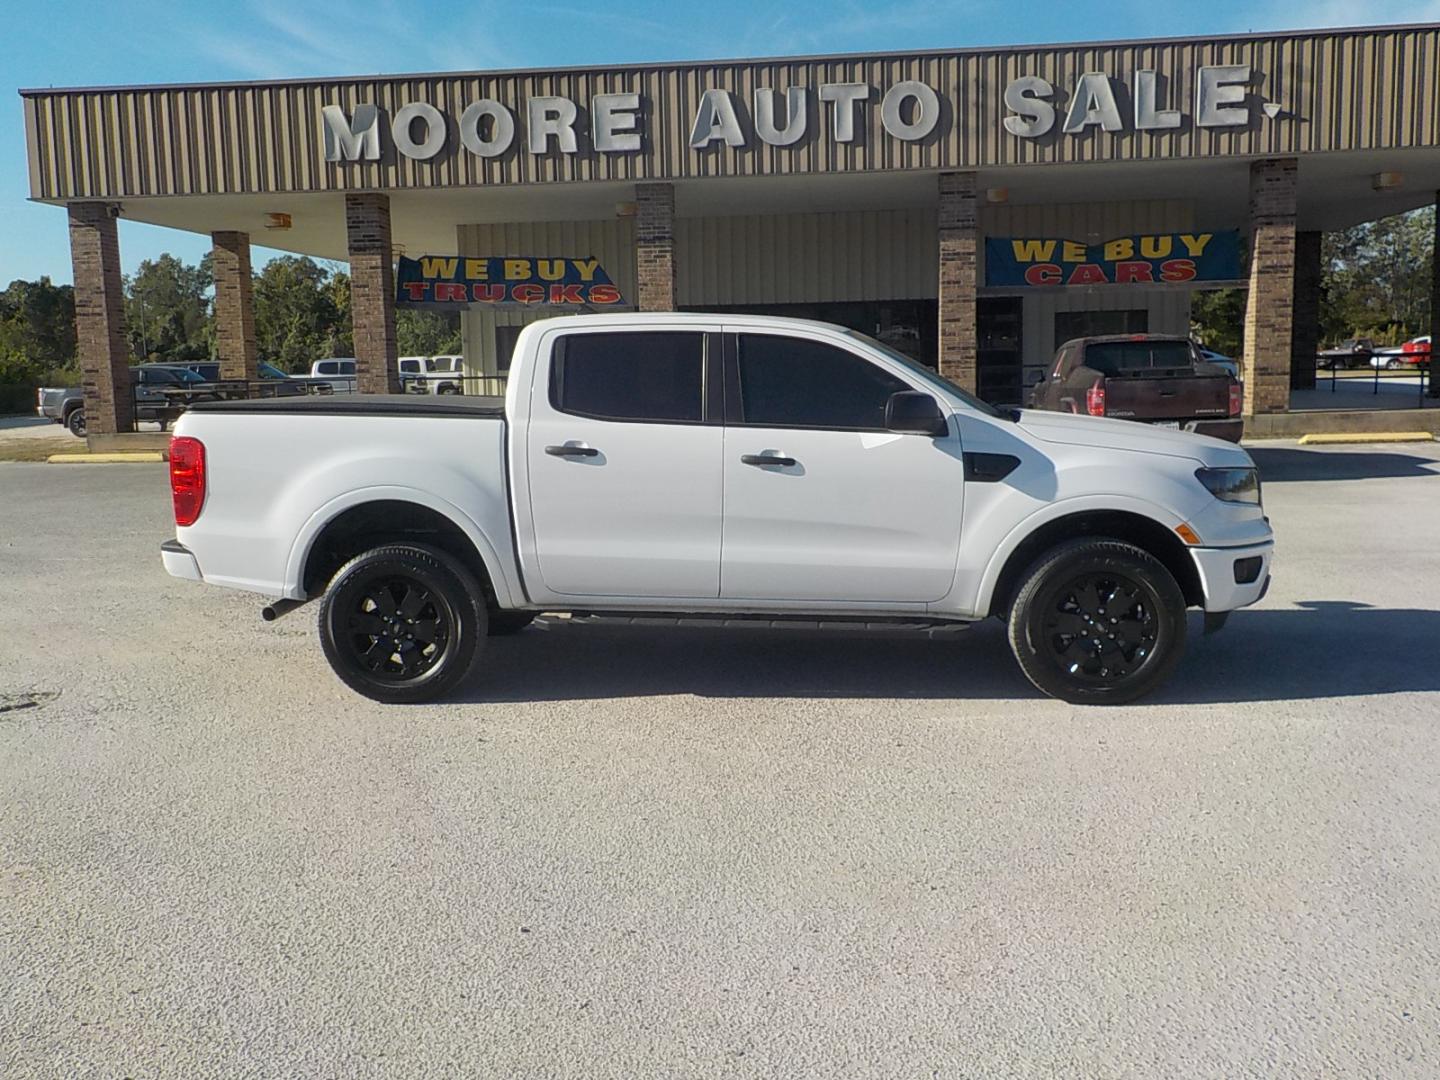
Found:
<box><xmin>1402</xmin><ymin>341</ymin><xmax>1418</xmax><ymax>354</ymax></box>
<box><xmin>169</xmin><ymin>436</ymin><xmax>206</xmax><ymax>527</ymax></box>
<box><xmin>1229</xmin><ymin>382</ymin><xmax>1243</xmax><ymax>416</ymax></box>
<box><xmin>1086</xmin><ymin>384</ymin><xmax>1106</xmax><ymax>416</ymax></box>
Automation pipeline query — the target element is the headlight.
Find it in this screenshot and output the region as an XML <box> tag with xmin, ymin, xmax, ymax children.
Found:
<box><xmin>1196</xmin><ymin>466</ymin><xmax>1261</xmax><ymax>505</ymax></box>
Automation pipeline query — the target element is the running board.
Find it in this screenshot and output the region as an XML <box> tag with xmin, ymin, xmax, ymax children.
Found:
<box><xmin>549</xmin><ymin>612</ymin><xmax>974</xmax><ymax>636</ymax></box>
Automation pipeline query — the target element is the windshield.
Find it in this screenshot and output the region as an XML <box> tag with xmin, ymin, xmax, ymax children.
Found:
<box><xmin>845</xmin><ymin>331</ymin><xmax>1003</xmax><ymax>418</ymax></box>
<box><xmin>259</xmin><ymin>362</ymin><xmax>287</xmax><ymax>379</ymax></box>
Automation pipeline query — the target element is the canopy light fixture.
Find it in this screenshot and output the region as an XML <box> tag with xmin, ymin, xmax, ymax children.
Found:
<box><xmin>985</xmin><ymin>187</ymin><xmax>1009</xmax><ymax>203</ymax></box>
<box><xmin>1371</xmin><ymin>172</ymin><xmax>1404</xmax><ymax>191</ymax></box>
<box><xmin>265</xmin><ymin>212</ymin><xmax>292</xmax><ymax>230</ymax></box>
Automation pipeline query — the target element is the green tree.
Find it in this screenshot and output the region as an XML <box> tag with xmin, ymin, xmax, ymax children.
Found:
<box><xmin>1190</xmin><ymin>287</ymin><xmax>1246</xmax><ymax>358</ymax></box>
<box><xmin>1321</xmin><ymin>205</ymin><xmax>1434</xmax><ymax>345</ymax></box>
<box><xmin>0</xmin><ymin>277</ymin><xmax>77</xmax><ymax>383</ymax></box>
<box><xmin>397</xmin><ymin>309</ymin><xmax>462</xmax><ymax>356</ymax></box>
<box><xmin>125</xmin><ymin>253</ymin><xmax>212</xmax><ymax>363</ymax></box>
<box><xmin>252</xmin><ymin>256</ymin><xmax>351</xmax><ymax>371</ymax></box>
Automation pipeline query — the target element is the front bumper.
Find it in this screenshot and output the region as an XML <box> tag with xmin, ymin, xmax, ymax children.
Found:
<box><xmin>160</xmin><ymin>539</ymin><xmax>203</xmax><ymax>583</ymax></box>
<box><xmin>1188</xmin><ymin>540</ymin><xmax>1274</xmax><ymax>613</ymax></box>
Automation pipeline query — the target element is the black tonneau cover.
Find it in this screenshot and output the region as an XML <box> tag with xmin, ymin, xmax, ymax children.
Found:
<box><xmin>186</xmin><ymin>394</ymin><xmax>505</xmax><ymax>419</ymax></box>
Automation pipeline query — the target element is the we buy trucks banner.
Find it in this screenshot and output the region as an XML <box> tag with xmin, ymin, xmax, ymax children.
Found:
<box><xmin>396</xmin><ymin>255</ymin><xmax>624</xmax><ymax>307</ymax></box>
<box><xmin>985</xmin><ymin>231</ymin><xmax>1242</xmax><ymax>288</ymax></box>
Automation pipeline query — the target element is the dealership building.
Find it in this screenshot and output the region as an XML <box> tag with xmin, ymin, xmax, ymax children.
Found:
<box><xmin>20</xmin><ymin>22</ymin><xmax>1440</xmax><ymax>441</ymax></box>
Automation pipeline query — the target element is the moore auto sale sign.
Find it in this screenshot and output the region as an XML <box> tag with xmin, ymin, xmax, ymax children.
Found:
<box><xmin>322</xmin><ymin>65</ymin><xmax>1273</xmax><ymax>163</ymax></box>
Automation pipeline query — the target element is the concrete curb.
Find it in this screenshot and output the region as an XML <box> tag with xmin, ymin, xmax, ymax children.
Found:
<box><xmin>47</xmin><ymin>452</ymin><xmax>167</xmax><ymax>464</ymax></box>
<box><xmin>1296</xmin><ymin>432</ymin><xmax>1435</xmax><ymax>445</ymax></box>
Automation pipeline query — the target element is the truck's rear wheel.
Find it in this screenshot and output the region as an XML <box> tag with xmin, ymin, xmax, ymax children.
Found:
<box><xmin>1007</xmin><ymin>539</ymin><xmax>1186</xmax><ymax>705</ymax></box>
<box><xmin>318</xmin><ymin>543</ymin><xmax>488</xmax><ymax>704</ymax></box>
<box><xmin>65</xmin><ymin>407</ymin><xmax>86</xmax><ymax>438</ymax></box>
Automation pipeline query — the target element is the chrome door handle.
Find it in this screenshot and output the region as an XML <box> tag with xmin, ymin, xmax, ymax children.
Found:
<box><xmin>741</xmin><ymin>453</ymin><xmax>796</xmax><ymax>467</ymax></box>
<box><xmin>545</xmin><ymin>444</ymin><xmax>599</xmax><ymax>457</ymax></box>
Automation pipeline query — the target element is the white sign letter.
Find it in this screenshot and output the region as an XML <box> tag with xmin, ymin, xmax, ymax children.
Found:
<box><xmin>322</xmin><ymin>104</ymin><xmax>381</xmax><ymax>162</ymax></box>
<box><xmin>592</xmin><ymin>92</ymin><xmax>642</xmax><ymax>152</ymax></box>
<box><xmin>527</xmin><ymin>96</ymin><xmax>579</xmax><ymax>154</ymax></box>
<box><xmin>754</xmin><ymin>87</ymin><xmax>807</xmax><ymax>146</ymax></box>
<box><xmin>459</xmin><ymin>100</ymin><xmax>515</xmax><ymax>158</ymax></box>
<box><xmin>689</xmin><ymin>89</ymin><xmax>746</xmax><ymax>149</ymax></box>
<box><xmin>1197</xmin><ymin>64</ymin><xmax>1251</xmax><ymax>127</ymax></box>
<box><xmin>881</xmin><ymin>81</ymin><xmax>940</xmax><ymax>141</ymax></box>
<box><xmin>1133</xmin><ymin>70</ymin><xmax>1181</xmax><ymax>131</ymax></box>
<box><xmin>819</xmin><ymin>83</ymin><xmax>870</xmax><ymax>142</ymax></box>
<box><xmin>391</xmin><ymin>102</ymin><xmax>446</xmax><ymax>160</ymax></box>
<box><xmin>1063</xmin><ymin>73</ymin><xmax>1124</xmax><ymax>133</ymax></box>
<box><xmin>1003</xmin><ymin>75</ymin><xmax>1056</xmax><ymax>138</ymax></box>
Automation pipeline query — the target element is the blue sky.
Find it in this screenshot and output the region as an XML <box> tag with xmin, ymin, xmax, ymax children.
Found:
<box><xmin>3</xmin><ymin>0</ymin><xmax>1437</xmax><ymax>286</ymax></box>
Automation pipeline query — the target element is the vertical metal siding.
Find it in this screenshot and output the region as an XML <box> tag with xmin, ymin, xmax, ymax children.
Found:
<box><xmin>22</xmin><ymin>25</ymin><xmax>1440</xmax><ymax>200</ymax></box>
<box><xmin>675</xmin><ymin>209</ymin><xmax>937</xmax><ymax>305</ymax></box>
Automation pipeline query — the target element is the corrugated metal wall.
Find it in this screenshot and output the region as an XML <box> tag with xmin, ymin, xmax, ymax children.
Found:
<box><xmin>675</xmin><ymin>209</ymin><xmax>936</xmax><ymax>305</ymax></box>
<box><xmin>24</xmin><ymin>25</ymin><xmax>1440</xmax><ymax>200</ymax></box>
<box><xmin>455</xmin><ymin>218</ymin><xmax>636</xmax><ymax>375</ymax></box>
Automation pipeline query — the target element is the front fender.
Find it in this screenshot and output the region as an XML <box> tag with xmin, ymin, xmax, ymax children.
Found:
<box><xmin>971</xmin><ymin>493</ymin><xmax>1190</xmax><ymax>617</ymax></box>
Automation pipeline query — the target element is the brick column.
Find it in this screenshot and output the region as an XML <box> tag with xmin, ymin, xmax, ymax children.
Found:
<box><xmin>211</xmin><ymin>231</ymin><xmax>258</xmax><ymax>381</ymax></box>
<box><xmin>938</xmin><ymin>172</ymin><xmax>979</xmax><ymax>393</ymax></box>
<box><xmin>345</xmin><ymin>193</ymin><xmax>400</xmax><ymax>394</ymax></box>
<box><xmin>1429</xmin><ymin>191</ymin><xmax>1439</xmax><ymax>398</ymax></box>
<box><xmin>1290</xmin><ymin>230</ymin><xmax>1321</xmax><ymax>391</ymax></box>
<box><xmin>67</xmin><ymin>202</ymin><xmax>132</xmax><ymax>436</ymax></box>
<box><xmin>1241</xmin><ymin>158</ymin><xmax>1298</xmax><ymax>416</ymax></box>
<box><xmin>635</xmin><ymin>182</ymin><xmax>676</xmax><ymax>311</ymax></box>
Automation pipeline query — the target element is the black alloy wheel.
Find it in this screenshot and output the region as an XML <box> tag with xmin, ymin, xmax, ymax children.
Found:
<box><xmin>319</xmin><ymin>543</ymin><xmax>488</xmax><ymax>703</ymax></box>
<box><xmin>1008</xmin><ymin>538</ymin><xmax>1187</xmax><ymax>704</ymax></box>
<box><xmin>65</xmin><ymin>407</ymin><xmax>86</xmax><ymax>438</ymax></box>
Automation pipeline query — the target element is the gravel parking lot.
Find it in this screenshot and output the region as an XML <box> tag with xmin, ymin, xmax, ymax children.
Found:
<box><xmin>3</xmin><ymin>442</ymin><xmax>1439</xmax><ymax>1078</ymax></box>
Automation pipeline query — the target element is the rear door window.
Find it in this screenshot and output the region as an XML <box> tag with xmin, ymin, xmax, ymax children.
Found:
<box><xmin>551</xmin><ymin>332</ymin><xmax>705</xmax><ymax>423</ymax></box>
<box><xmin>734</xmin><ymin>333</ymin><xmax>908</xmax><ymax>430</ymax></box>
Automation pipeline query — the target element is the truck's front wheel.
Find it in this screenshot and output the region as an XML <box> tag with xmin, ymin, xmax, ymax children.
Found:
<box><xmin>1007</xmin><ymin>539</ymin><xmax>1187</xmax><ymax>705</ymax></box>
<box><xmin>318</xmin><ymin>543</ymin><xmax>488</xmax><ymax>704</ymax></box>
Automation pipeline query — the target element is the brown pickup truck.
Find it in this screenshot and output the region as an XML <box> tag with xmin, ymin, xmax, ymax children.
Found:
<box><xmin>1027</xmin><ymin>334</ymin><xmax>1244</xmax><ymax>443</ymax></box>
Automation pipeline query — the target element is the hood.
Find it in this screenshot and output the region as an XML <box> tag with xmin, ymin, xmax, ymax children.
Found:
<box><xmin>1016</xmin><ymin>410</ymin><xmax>1253</xmax><ymax>466</ymax></box>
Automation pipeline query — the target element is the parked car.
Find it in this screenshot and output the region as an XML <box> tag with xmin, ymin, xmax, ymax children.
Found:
<box><xmin>183</xmin><ymin>361</ymin><xmax>323</xmax><ymax>395</ymax></box>
<box><xmin>309</xmin><ymin>358</ymin><xmax>358</xmax><ymax>392</ymax></box>
<box><xmin>1317</xmin><ymin>338</ymin><xmax>1376</xmax><ymax>370</ymax></box>
<box><xmin>398</xmin><ymin>355</ymin><xmax>463</xmax><ymax>395</ymax></box>
<box><xmin>37</xmin><ymin>364</ymin><xmax>212</xmax><ymax>438</ymax></box>
<box><xmin>1370</xmin><ymin>336</ymin><xmax>1431</xmax><ymax>370</ymax></box>
<box><xmin>1029</xmin><ymin>335</ymin><xmax>1244</xmax><ymax>443</ymax></box>
<box><xmin>1195</xmin><ymin>346</ymin><xmax>1239</xmax><ymax>379</ymax></box>
<box><xmin>162</xmin><ymin>313</ymin><xmax>1273</xmax><ymax>707</ymax></box>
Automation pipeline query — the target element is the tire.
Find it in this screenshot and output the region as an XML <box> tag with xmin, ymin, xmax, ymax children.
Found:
<box><xmin>1007</xmin><ymin>538</ymin><xmax>1187</xmax><ymax>705</ymax></box>
<box><xmin>488</xmin><ymin>611</ymin><xmax>537</xmax><ymax>636</ymax></box>
<box><xmin>65</xmin><ymin>407</ymin><xmax>86</xmax><ymax>438</ymax></box>
<box><xmin>1386</xmin><ymin>359</ymin><xmax>1403</xmax><ymax>370</ymax></box>
<box><xmin>318</xmin><ymin>543</ymin><xmax>488</xmax><ymax>704</ymax></box>
<box><xmin>438</xmin><ymin>385</ymin><xmax>460</xmax><ymax>396</ymax></box>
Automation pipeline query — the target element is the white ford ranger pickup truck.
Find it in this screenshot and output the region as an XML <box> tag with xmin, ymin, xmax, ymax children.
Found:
<box><xmin>161</xmin><ymin>314</ymin><xmax>1272</xmax><ymax>705</ymax></box>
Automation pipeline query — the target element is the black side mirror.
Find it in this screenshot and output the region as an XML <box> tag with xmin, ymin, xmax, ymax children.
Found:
<box><xmin>885</xmin><ymin>391</ymin><xmax>948</xmax><ymax>437</ymax></box>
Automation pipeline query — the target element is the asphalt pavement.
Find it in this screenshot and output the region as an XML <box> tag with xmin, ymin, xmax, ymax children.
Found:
<box><xmin>2</xmin><ymin>443</ymin><xmax>1439</xmax><ymax>1078</ymax></box>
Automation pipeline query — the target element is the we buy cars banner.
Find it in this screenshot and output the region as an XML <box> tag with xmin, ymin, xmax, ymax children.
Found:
<box><xmin>396</xmin><ymin>255</ymin><xmax>625</xmax><ymax>307</ymax></box>
<box><xmin>985</xmin><ymin>231</ymin><xmax>1242</xmax><ymax>288</ymax></box>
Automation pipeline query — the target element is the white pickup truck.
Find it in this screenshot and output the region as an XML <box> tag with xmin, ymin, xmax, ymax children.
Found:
<box><xmin>161</xmin><ymin>314</ymin><xmax>1272</xmax><ymax>705</ymax></box>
